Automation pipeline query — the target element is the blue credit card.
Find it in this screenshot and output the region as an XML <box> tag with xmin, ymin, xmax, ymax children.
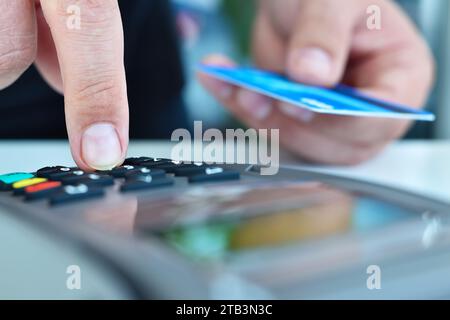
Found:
<box><xmin>198</xmin><ymin>64</ymin><xmax>435</xmax><ymax>121</ymax></box>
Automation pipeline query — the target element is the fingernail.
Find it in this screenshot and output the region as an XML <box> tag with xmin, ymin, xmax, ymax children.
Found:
<box><xmin>237</xmin><ymin>90</ymin><xmax>272</xmax><ymax>120</ymax></box>
<box><xmin>280</xmin><ymin>103</ymin><xmax>315</xmax><ymax>123</ymax></box>
<box><xmin>288</xmin><ymin>48</ymin><xmax>332</xmax><ymax>83</ymax></box>
<box><xmin>82</xmin><ymin>123</ymin><xmax>123</xmax><ymax>171</ymax></box>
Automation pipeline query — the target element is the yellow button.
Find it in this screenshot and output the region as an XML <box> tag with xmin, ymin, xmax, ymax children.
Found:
<box><xmin>12</xmin><ymin>178</ymin><xmax>47</xmax><ymax>189</ymax></box>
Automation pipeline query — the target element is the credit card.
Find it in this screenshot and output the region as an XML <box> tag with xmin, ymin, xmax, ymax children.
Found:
<box><xmin>198</xmin><ymin>64</ymin><xmax>435</xmax><ymax>121</ymax></box>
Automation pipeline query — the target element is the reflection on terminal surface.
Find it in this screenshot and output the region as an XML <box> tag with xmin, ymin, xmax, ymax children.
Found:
<box><xmin>132</xmin><ymin>182</ymin><xmax>416</xmax><ymax>261</ymax></box>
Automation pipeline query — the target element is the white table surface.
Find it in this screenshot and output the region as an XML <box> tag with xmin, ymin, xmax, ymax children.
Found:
<box><xmin>0</xmin><ymin>140</ymin><xmax>449</xmax><ymax>202</ymax></box>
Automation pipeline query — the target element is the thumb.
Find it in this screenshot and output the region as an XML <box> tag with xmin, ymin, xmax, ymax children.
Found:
<box><xmin>286</xmin><ymin>0</ymin><xmax>358</xmax><ymax>86</ymax></box>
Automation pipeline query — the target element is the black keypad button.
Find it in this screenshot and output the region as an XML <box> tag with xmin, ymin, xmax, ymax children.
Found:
<box><xmin>126</xmin><ymin>157</ymin><xmax>171</xmax><ymax>167</ymax></box>
<box><xmin>47</xmin><ymin>170</ymin><xmax>79</xmax><ymax>181</ymax></box>
<box><xmin>124</xmin><ymin>167</ymin><xmax>166</xmax><ymax>180</ymax></box>
<box><xmin>105</xmin><ymin>165</ymin><xmax>144</xmax><ymax>178</ymax></box>
<box><xmin>142</xmin><ymin>158</ymin><xmax>172</xmax><ymax>165</ymax></box>
<box><xmin>81</xmin><ymin>174</ymin><xmax>114</xmax><ymax>186</ymax></box>
<box><xmin>36</xmin><ymin>166</ymin><xmax>73</xmax><ymax>178</ymax></box>
<box><xmin>56</xmin><ymin>171</ymin><xmax>87</xmax><ymax>184</ymax></box>
<box><xmin>143</xmin><ymin>161</ymin><xmax>191</xmax><ymax>173</ymax></box>
<box><xmin>49</xmin><ymin>184</ymin><xmax>105</xmax><ymax>206</ymax></box>
<box><xmin>173</xmin><ymin>163</ymin><xmax>212</xmax><ymax>177</ymax></box>
<box><xmin>48</xmin><ymin>169</ymin><xmax>87</xmax><ymax>182</ymax></box>
<box><xmin>188</xmin><ymin>168</ymin><xmax>240</xmax><ymax>183</ymax></box>
<box><xmin>61</xmin><ymin>173</ymin><xmax>114</xmax><ymax>187</ymax></box>
<box><xmin>120</xmin><ymin>176</ymin><xmax>175</xmax><ymax>193</ymax></box>
<box><xmin>123</xmin><ymin>157</ymin><xmax>153</xmax><ymax>166</ymax></box>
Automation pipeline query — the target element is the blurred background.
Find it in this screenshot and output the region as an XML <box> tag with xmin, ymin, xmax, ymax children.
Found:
<box><xmin>172</xmin><ymin>0</ymin><xmax>449</xmax><ymax>139</ymax></box>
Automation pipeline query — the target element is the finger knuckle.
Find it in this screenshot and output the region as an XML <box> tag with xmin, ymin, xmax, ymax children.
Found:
<box><xmin>71</xmin><ymin>75</ymin><xmax>124</xmax><ymax>116</ymax></box>
<box><xmin>0</xmin><ymin>41</ymin><xmax>36</xmax><ymax>75</ymax></box>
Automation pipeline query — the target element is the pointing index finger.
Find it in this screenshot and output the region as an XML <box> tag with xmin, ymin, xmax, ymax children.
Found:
<box><xmin>39</xmin><ymin>0</ymin><xmax>129</xmax><ymax>171</ymax></box>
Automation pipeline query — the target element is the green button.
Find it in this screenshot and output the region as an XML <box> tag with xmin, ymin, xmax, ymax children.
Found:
<box><xmin>0</xmin><ymin>173</ymin><xmax>34</xmax><ymax>185</ymax></box>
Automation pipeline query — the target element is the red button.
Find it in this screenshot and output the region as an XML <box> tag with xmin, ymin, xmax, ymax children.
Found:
<box><xmin>25</xmin><ymin>181</ymin><xmax>61</xmax><ymax>193</ymax></box>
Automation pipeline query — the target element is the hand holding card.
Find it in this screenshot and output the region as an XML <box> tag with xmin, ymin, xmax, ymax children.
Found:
<box><xmin>197</xmin><ymin>54</ymin><xmax>432</xmax><ymax>166</ymax></box>
<box><xmin>198</xmin><ymin>64</ymin><xmax>435</xmax><ymax>121</ymax></box>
